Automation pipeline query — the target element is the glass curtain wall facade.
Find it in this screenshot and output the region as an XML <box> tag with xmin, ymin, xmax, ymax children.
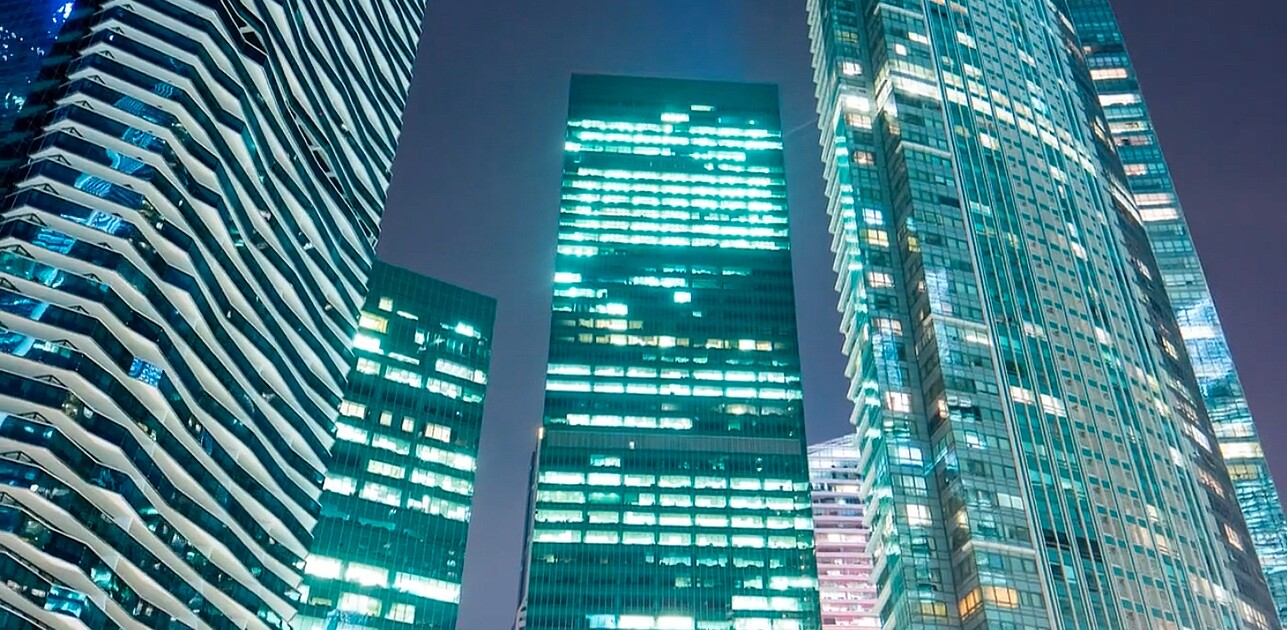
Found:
<box><xmin>805</xmin><ymin>0</ymin><xmax>1277</xmax><ymax>629</ymax></box>
<box><xmin>0</xmin><ymin>0</ymin><xmax>76</xmax><ymax>134</ymax></box>
<box><xmin>521</xmin><ymin>74</ymin><xmax>821</xmax><ymax>630</ymax></box>
<box><xmin>297</xmin><ymin>262</ymin><xmax>495</xmax><ymax>630</ymax></box>
<box><xmin>1065</xmin><ymin>1</ymin><xmax>1287</xmax><ymax>618</ymax></box>
<box><xmin>809</xmin><ymin>436</ymin><xmax>878</xmax><ymax>629</ymax></box>
<box><xmin>0</xmin><ymin>0</ymin><xmax>425</xmax><ymax>627</ymax></box>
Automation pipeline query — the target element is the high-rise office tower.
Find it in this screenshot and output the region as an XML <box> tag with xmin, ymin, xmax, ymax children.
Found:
<box><xmin>296</xmin><ymin>263</ymin><xmax>494</xmax><ymax>629</ymax></box>
<box><xmin>806</xmin><ymin>0</ymin><xmax>1278</xmax><ymax>628</ymax></box>
<box><xmin>809</xmin><ymin>436</ymin><xmax>879</xmax><ymax>629</ymax></box>
<box><xmin>520</xmin><ymin>74</ymin><xmax>821</xmax><ymax>630</ymax></box>
<box><xmin>0</xmin><ymin>1</ymin><xmax>425</xmax><ymax>627</ymax></box>
<box><xmin>1067</xmin><ymin>1</ymin><xmax>1287</xmax><ymax>617</ymax></box>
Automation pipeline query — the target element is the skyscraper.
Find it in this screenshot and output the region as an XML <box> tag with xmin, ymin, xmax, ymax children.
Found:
<box><xmin>296</xmin><ymin>262</ymin><xmax>494</xmax><ymax>629</ymax></box>
<box><xmin>0</xmin><ymin>1</ymin><xmax>426</xmax><ymax>627</ymax></box>
<box><xmin>520</xmin><ymin>74</ymin><xmax>821</xmax><ymax>630</ymax></box>
<box><xmin>808</xmin><ymin>436</ymin><xmax>878</xmax><ymax>630</ymax></box>
<box><xmin>1066</xmin><ymin>1</ymin><xmax>1287</xmax><ymax>617</ymax></box>
<box><xmin>806</xmin><ymin>0</ymin><xmax>1277</xmax><ymax>628</ymax></box>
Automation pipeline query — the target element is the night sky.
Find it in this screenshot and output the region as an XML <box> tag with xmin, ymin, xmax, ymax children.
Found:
<box><xmin>375</xmin><ymin>1</ymin><xmax>1287</xmax><ymax>627</ymax></box>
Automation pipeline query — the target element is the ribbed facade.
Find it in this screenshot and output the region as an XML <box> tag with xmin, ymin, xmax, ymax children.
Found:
<box><xmin>521</xmin><ymin>74</ymin><xmax>821</xmax><ymax>630</ymax></box>
<box><xmin>806</xmin><ymin>0</ymin><xmax>1276</xmax><ymax>629</ymax></box>
<box><xmin>1065</xmin><ymin>1</ymin><xmax>1287</xmax><ymax>619</ymax></box>
<box><xmin>0</xmin><ymin>0</ymin><xmax>425</xmax><ymax>627</ymax></box>
<box><xmin>297</xmin><ymin>262</ymin><xmax>495</xmax><ymax>629</ymax></box>
<box><xmin>808</xmin><ymin>436</ymin><xmax>878</xmax><ymax>630</ymax></box>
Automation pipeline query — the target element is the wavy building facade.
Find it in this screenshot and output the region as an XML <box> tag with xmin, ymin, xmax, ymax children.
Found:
<box><xmin>806</xmin><ymin>0</ymin><xmax>1277</xmax><ymax>628</ymax></box>
<box><xmin>0</xmin><ymin>0</ymin><xmax>426</xmax><ymax>627</ymax></box>
<box><xmin>520</xmin><ymin>74</ymin><xmax>821</xmax><ymax>630</ymax></box>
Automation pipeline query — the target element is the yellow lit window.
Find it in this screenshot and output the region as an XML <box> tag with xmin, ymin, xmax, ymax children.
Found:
<box><xmin>359</xmin><ymin>312</ymin><xmax>388</xmax><ymax>333</ymax></box>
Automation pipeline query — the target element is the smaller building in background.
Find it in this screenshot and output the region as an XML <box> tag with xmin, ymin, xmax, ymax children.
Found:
<box><xmin>296</xmin><ymin>262</ymin><xmax>496</xmax><ymax>629</ymax></box>
<box><xmin>809</xmin><ymin>436</ymin><xmax>879</xmax><ymax>630</ymax></box>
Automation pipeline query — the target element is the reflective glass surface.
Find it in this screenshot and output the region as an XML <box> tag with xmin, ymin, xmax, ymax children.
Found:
<box><xmin>807</xmin><ymin>0</ymin><xmax>1278</xmax><ymax>627</ymax></box>
<box><xmin>521</xmin><ymin>75</ymin><xmax>821</xmax><ymax>630</ymax></box>
<box><xmin>297</xmin><ymin>263</ymin><xmax>495</xmax><ymax>630</ymax></box>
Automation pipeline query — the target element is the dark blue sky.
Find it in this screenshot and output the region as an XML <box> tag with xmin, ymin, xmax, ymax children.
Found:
<box><xmin>376</xmin><ymin>1</ymin><xmax>1287</xmax><ymax>627</ymax></box>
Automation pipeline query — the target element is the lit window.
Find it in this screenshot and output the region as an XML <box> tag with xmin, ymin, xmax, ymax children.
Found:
<box><xmin>339</xmin><ymin>401</ymin><xmax>365</xmax><ymax>418</ymax></box>
<box><xmin>356</xmin><ymin>358</ymin><xmax>381</xmax><ymax>375</ymax></box>
<box><xmin>585</xmin><ymin>531</ymin><xmax>620</xmax><ymax>544</ymax></box>
<box><xmin>385</xmin><ymin>367</ymin><xmax>423</xmax><ymax>388</ymax></box>
<box><xmin>361</xmin><ymin>482</ymin><xmax>402</xmax><ymax>506</ymax></box>
<box><xmin>354</xmin><ymin>334</ymin><xmax>382</xmax><ymax>354</ymax></box>
<box><xmin>1090</xmin><ymin>67</ymin><xmax>1128</xmax><ymax>80</ymax></box>
<box><xmin>372</xmin><ymin>433</ymin><xmax>411</xmax><ymax>455</ymax></box>
<box><xmin>907</xmin><ymin>504</ymin><xmax>932</xmax><ymax>526</ymax></box>
<box><xmin>535</xmin><ymin>509</ymin><xmax>584</xmax><ymax>523</ymax></box>
<box><xmin>358</xmin><ymin>312</ymin><xmax>388</xmax><ymax>333</ymax></box>
<box><xmin>335</xmin><ymin>422</ymin><xmax>368</xmax><ymax>444</ymax></box>
<box><xmin>885</xmin><ymin>391</ymin><xmax>911</xmax><ymax>413</ymax></box>
<box><xmin>344</xmin><ymin>563</ymin><xmax>388</xmax><ymax>587</ymax></box>
<box><xmin>377</xmin><ymin>297</ymin><xmax>393</xmax><ymax>311</ymax></box>
<box><xmin>338</xmin><ymin>592</ymin><xmax>381</xmax><ymax>616</ymax></box>
<box><xmin>424</xmin><ymin>423</ymin><xmax>452</xmax><ymax>443</ymax></box>
<box><xmin>387</xmin><ymin>603</ymin><xmax>416</xmax><ymax>623</ymax></box>
<box><xmin>367</xmin><ymin>460</ymin><xmax>405</xmax><ymax>479</ymax></box>
<box><xmin>323</xmin><ymin>475</ymin><xmax>357</xmax><ymax>496</ymax></box>
<box><xmin>534</xmin><ymin>529</ymin><xmax>582</xmax><ymax>544</ymax></box>
<box><xmin>673</xmin><ymin>291</ymin><xmax>691</xmax><ymax>304</ymax></box>
<box><xmin>417</xmin><ymin>444</ymin><xmax>475</xmax><ymax>471</ymax></box>
<box><xmin>304</xmin><ymin>556</ymin><xmax>341</xmax><ymax>579</ymax></box>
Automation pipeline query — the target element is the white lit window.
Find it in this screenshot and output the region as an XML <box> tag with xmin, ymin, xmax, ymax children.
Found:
<box><xmin>385</xmin><ymin>367</ymin><xmax>423</xmax><ymax>388</ymax></box>
<box><xmin>533</xmin><ymin>529</ymin><xmax>582</xmax><ymax>544</ymax></box>
<box><xmin>304</xmin><ymin>556</ymin><xmax>341</xmax><ymax>579</ymax></box>
<box><xmin>361</xmin><ymin>482</ymin><xmax>402</xmax><ymax>506</ymax></box>
<box><xmin>906</xmin><ymin>504</ymin><xmax>932</xmax><ymax>526</ymax></box>
<box><xmin>417</xmin><ymin>444</ymin><xmax>476</xmax><ymax>471</ymax></box>
<box><xmin>338</xmin><ymin>592</ymin><xmax>381</xmax><ymax>616</ymax></box>
<box><xmin>885</xmin><ymin>391</ymin><xmax>911</xmax><ymax>413</ymax></box>
<box><xmin>335</xmin><ymin>422</ymin><xmax>368</xmax><ymax>444</ymax></box>
<box><xmin>323</xmin><ymin>475</ymin><xmax>357</xmax><ymax>496</ymax></box>
<box><xmin>339</xmin><ymin>400</ymin><xmax>365</xmax><ymax>418</ymax></box>
<box><xmin>344</xmin><ymin>563</ymin><xmax>388</xmax><ymax>587</ymax></box>
<box><xmin>354</xmin><ymin>334</ymin><xmax>382</xmax><ymax>354</ymax></box>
